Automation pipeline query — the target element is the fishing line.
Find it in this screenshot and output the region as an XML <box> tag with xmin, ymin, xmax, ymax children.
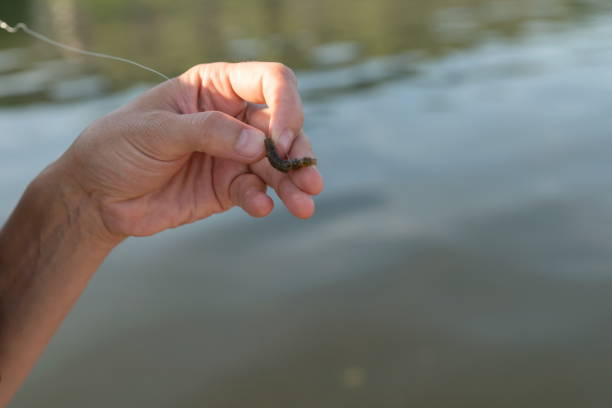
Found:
<box><xmin>0</xmin><ymin>19</ymin><xmax>169</xmax><ymax>81</ymax></box>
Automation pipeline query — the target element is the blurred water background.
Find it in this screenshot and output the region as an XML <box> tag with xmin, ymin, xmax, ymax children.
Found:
<box><xmin>3</xmin><ymin>0</ymin><xmax>612</xmax><ymax>406</ymax></box>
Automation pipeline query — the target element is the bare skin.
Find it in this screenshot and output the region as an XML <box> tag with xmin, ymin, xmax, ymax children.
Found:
<box><xmin>0</xmin><ymin>62</ymin><xmax>323</xmax><ymax>406</ymax></box>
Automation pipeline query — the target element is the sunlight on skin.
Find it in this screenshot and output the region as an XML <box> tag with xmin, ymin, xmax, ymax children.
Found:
<box><xmin>68</xmin><ymin>62</ymin><xmax>323</xmax><ymax>238</ymax></box>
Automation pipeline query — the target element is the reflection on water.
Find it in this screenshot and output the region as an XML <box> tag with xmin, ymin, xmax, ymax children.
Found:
<box><xmin>1</xmin><ymin>0</ymin><xmax>611</xmax><ymax>103</ymax></box>
<box><xmin>4</xmin><ymin>0</ymin><xmax>612</xmax><ymax>407</ymax></box>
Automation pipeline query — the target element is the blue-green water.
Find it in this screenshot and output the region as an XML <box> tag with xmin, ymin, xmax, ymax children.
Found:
<box><xmin>3</xmin><ymin>1</ymin><xmax>612</xmax><ymax>406</ymax></box>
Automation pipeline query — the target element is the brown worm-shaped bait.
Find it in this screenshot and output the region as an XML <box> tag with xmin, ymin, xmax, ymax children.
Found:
<box><xmin>265</xmin><ymin>138</ymin><xmax>317</xmax><ymax>173</ymax></box>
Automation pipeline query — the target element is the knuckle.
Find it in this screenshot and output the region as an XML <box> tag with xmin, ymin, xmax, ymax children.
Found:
<box><xmin>180</xmin><ymin>64</ymin><xmax>203</xmax><ymax>80</ymax></box>
<box><xmin>209</xmin><ymin>61</ymin><xmax>230</xmax><ymax>70</ymax></box>
<box><xmin>201</xmin><ymin>62</ymin><xmax>229</xmax><ymax>79</ymax></box>
<box><xmin>198</xmin><ymin>111</ymin><xmax>230</xmax><ymax>149</ymax></box>
<box><xmin>182</xmin><ymin>63</ymin><xmax>226</xmax><ymax>83</ymax></box>
<box><xmin>270</xmin><ymin>62</ymin><xmax>298</xmax><ymax>84</ymax></box>
<box><xmin>201</xmin><ymin>110</ymin><xmax>225</xmax><ymax>127</ymax></box>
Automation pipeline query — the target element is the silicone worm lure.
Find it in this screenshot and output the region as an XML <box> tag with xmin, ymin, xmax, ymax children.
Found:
<box><xmin>265</xmin><ymin>138</ymin><xmax>317</xmax><ymax>173</ymax></box>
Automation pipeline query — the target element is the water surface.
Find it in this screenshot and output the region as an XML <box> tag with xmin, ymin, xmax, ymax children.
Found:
<box><xmin>3</xmin><ymin>1</ymin><xmax>612</xmax><ymax>407</ymax></box>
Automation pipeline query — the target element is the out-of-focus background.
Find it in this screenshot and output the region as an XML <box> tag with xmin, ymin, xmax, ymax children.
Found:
<box><xmin>3</xmin><ymin>0</ymin><xmax>612</xmax><ymax>406</ymax></box>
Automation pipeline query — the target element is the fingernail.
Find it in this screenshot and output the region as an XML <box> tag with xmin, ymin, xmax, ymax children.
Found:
<box><xmin>235</xmin><ymin>128</ymin><xmax>264</xmax><ymax>158</ymax></box>
<box><xmin>278</xmin><ymin>129</ymin><xmax>294</xmax><ymax>155</ymax></box>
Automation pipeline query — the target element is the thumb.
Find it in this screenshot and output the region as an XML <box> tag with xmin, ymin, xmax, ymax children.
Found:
<box><xmin>154</xmin><ymin>110</ymin><xmax>267</xmax><ymax>162</ymax></box>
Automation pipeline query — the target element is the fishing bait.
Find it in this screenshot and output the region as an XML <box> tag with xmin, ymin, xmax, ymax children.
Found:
<box><xmin>265</xmin><ymin>138</ymin><xmax>317</xmax><ymax>173</ymax></box>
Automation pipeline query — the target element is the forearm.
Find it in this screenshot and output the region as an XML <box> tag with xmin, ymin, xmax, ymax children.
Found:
<box><xmin>0</xmin><ymin>162</ymin><xmax>120</xmax><ymax>405</ymax></box>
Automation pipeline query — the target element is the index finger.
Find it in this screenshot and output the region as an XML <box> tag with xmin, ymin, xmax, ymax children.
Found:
<box><xmin>226</xmin><ymin>62</ymin><xmax>304</xmax><ymax>156</ymax></box>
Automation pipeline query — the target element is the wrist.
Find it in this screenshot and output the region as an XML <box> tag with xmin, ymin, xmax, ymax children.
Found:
<box><xmin>29</xmin><ymin>159</ymin><xmax>125</xmax><ymax>251</ymax></box>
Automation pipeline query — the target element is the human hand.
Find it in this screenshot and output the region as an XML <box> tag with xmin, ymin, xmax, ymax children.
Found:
<box><xmin>54</xmin><ymin>62</ymin><xmax>323</xmax><ymax>240</ymax></box>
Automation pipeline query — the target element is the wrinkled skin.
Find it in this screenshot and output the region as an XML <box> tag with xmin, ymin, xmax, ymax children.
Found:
<box><xmin>62</xmin><ymin>62</ymin><xmax>324</xmax><ymax>239</ymax></box>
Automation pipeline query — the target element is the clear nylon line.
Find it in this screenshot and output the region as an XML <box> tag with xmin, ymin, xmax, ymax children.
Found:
<box><xmin>0</xmin><ymin>19</ymin><xmax>170</xmax><ymax>81</ymax></box>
